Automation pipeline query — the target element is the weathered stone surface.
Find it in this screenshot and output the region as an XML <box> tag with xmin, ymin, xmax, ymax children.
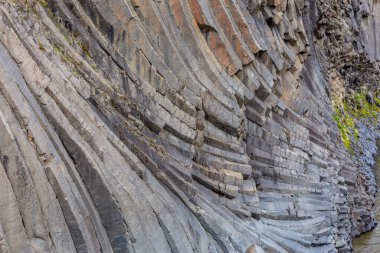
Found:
<box><xmin>0</xmin><ymin>0</ymin><xmax>379</xmax><ymax>252</ymax></box>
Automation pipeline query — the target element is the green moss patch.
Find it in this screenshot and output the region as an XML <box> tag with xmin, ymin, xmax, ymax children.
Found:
<box><xmin>333</xmin><ymin>108</ymin><xmax>356</xmax><ymax>151</ymax></box>
<box><xmin>333</xmin><ymin>90</ymin><xmax>380</xmax><ymax>152</ymax></box>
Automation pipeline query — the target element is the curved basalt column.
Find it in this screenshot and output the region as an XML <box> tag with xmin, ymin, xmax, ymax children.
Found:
<box><xmin>0</xmin><ymin>0</ymin><xmax>379</xmax><ymax>252</ymax></box>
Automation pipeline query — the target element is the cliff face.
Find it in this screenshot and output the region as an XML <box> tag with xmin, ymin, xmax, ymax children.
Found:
<box><xmin>0</xmin><ymin>0</ymin><xmax>379</xmax><ymax>252</ymax></box>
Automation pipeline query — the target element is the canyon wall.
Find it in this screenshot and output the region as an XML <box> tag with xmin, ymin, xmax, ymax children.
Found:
<box><xmin>0</xmin><ymin>0</ymin><xmax>379</xmax><ymax>252</ymax></box>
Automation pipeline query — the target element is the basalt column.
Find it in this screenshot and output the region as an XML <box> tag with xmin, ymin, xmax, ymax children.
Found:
<box><xmin>0</xmin><ymin>0</ymin><xmax>379</xmax><ymax>252</ymax></box>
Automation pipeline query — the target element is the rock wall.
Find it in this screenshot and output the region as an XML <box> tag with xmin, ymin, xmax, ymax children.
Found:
<box><xmin>0</xmin><ymin>0</ymin><xmax>379</xmax><ymax>252</ymax></box>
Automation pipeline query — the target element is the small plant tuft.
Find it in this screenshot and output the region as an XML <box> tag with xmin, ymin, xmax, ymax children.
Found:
<box><xmin>80</xmin><ymin>42</ymin><xmax>92</xmax><ymax>59</ymax></box>
<box><xmin>38</xmin><ymin>39</ymin><xmax>46</xmax><ymax>52</ymax></box>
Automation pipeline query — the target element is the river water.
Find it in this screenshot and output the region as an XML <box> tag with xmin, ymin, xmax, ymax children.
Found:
<box><xmin>352</xmin><ymin>144</ymin><xmax>380</xmax><ymax>252</ymax></box>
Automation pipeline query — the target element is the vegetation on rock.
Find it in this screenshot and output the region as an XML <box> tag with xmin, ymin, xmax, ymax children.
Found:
<box><xmin>333</xmin><ymin>90</ymin><xmax>380</xmax><ymax>151</ymax></box>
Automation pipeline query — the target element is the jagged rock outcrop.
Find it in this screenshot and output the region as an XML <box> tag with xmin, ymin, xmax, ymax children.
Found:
<box><xmin>0</xmin><ymin>0</ymin><xmax>379</xmax><ymax>252</ymax></box>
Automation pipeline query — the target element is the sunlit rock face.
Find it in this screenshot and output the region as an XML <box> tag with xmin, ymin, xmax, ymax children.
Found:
<box><xmin>0</xmin><ymin>0</ymin><xmax>379</xmax><ymax>252</ymax></box>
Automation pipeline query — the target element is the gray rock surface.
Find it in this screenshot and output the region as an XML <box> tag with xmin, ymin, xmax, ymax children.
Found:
<box><xmin>0</xmin><ymin>0</ymin><xmax>379</xmax><ymax>252</ymax></box>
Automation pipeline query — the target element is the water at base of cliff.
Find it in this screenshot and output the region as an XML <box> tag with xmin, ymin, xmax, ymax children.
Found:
<box><xmin>352</xmin><ymin>142</ymin><xmax>380</xmax><ymax>252</ymax></box>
